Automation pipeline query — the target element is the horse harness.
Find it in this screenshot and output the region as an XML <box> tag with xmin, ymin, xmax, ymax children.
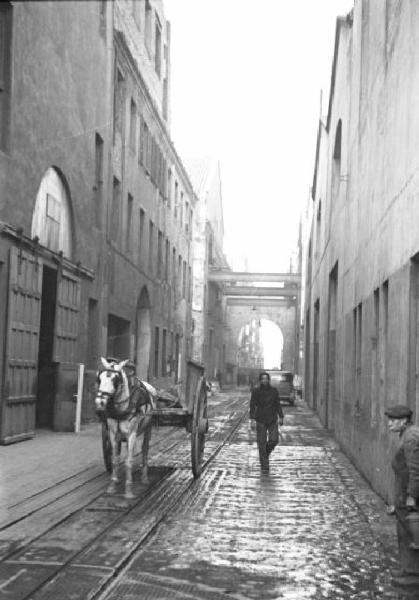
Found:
<box><xmin>97</xmin><ymin>369</ymin><xmax>153</xmax><ymax>422</ymax></box>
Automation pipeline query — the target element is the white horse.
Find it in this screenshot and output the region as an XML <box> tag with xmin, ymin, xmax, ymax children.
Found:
<box><xmin>95</xmin><ymin>357</ymin><xmax>155</xmax><ymax>498</ymax></box>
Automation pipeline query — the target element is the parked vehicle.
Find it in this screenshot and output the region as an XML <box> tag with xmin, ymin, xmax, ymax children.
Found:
<box><xmin>293</xmin><ymin>374</ymin><xmax>303</xmax><ymax>398</ymax></box>
<box><xmin>267</xmin><ymin>370</ymin><xmax>296</xmax><ymax>405</ymax></box>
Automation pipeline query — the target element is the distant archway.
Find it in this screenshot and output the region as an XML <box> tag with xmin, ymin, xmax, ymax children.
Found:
<box><xmin>136</xmin><ymin>286</ymin><xmax>151</xmax><ymax>380</ymax></box>
<box><xmin>237</xmin><ymin>318</ymin><xmax>284</xmax><ymax>370</ymax></box>
<box><xmin>260</xmin><ymin>319</ymin><xmax>284</xmax><ymax>369</ymax></box>
<box><xmin>31</xmin><ymin>167</ymin><xmax>74</xmax><ymax>258</ymax></box>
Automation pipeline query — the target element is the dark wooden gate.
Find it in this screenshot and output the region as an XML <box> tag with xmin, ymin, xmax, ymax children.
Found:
<box><xmin>53</xmin><ymin>268</ymin><xmax>81</xmax><ymax>363</ymax></box>
<box><xmin>52</xmin><ymin>268</ymin><xmax>82</xmax><ymax>431</ymax></box>
<box><xmin>1</xmin><ymin>248</ymin><xmax>43</xmax><ymax>443</ymax></box>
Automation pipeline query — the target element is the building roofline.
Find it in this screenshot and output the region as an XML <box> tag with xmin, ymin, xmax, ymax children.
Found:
<box><xmin>326</xmin><ymin>12</ymin><xmax>353</xmax><ymax>132</ymax></box>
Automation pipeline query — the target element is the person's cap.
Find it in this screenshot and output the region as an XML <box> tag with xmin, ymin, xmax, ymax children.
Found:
<box><xmin>384</xmin><ymin>405</ymin><xmax>413</xmax><ymax>419</ymax></box>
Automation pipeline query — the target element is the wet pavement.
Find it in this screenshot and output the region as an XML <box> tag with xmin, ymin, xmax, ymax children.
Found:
<box><xmin>100</xmin><ymin>395</ymin><xmax>417</xmax><ymax>600</ymax></box>
<box><xmin>1</xmin><ymin>389</ymin><xmax>418</xmax><ymax>599</ymax></box>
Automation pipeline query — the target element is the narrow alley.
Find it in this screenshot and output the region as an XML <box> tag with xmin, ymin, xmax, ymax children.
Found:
<box><xmin>0</xmin><ymin>390</ymin><xmax>414</xmax><ymax>600</ymax></box>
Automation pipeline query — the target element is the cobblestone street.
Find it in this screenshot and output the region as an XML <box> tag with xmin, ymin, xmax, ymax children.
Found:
<box><xmin>2</xmin><ymin>390</ymin><xmax>418</xmax><ymax>599</ymax></box>
<box><xmin>101</xmin><ymin>393</ymin><xmax>415</xmax><ymax>600</ymax></box>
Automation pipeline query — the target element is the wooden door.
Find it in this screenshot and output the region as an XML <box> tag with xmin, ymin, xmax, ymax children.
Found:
<box><xmin>53</xmin><ymin>268</ymin><xmax>81</xmax><ymax>364</ymax></box>
<box><xmin>1</xmin><ymin>248</ymin><xmax>42</xmax><ymax>443</ymax></box>
<box><xmin>51</xmin><ymin>269</ymin><xmax>81</xmax><ymax>431</ymax></box>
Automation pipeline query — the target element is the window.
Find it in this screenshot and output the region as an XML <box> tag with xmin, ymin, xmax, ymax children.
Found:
<box><xmin>372</xmin><ymin>287</ymin><xmax>380</xmax><ymax>419</ymax></box>
<box><xmin>32</xmin><ymin>168</ymin><xmax>73</xmax><ymax>258</ymax></box>
<box><xmin>182</xmin><ymin>260</ymin><xmax>187</xmax><ymax>298</ymax></box>
<box><xmin>178</xmin><ymin>254</ymin><xmax>182</xmax><ymax>295</ymax></box>
<box><xmin>189</xmin><ymin>209</ymin><xmax>193</xmax><ymax>238</ymax></box>
<box><xmin>188</xmin><ymin>265</ymin><xmax>192</xmax><ymax>302</ymax></box>
<box><xmin>0</xmin><ymin>2</ymin><xmax>12</xmax><ymax>151</ymax></box>
<box><xmin>45</xmin><ymin>194</ymin><xmax>61</xmax><ymax>252</ymax></box>
<box><xmin>157</xmin><ymin>230</ymin><xmax>163</xmax><ymax>278</ymax></box>
<box><xmin>167</xmin><ymin>168</ymin><xmax>172</xmax><ymax>207</ymax></box>
<box><xmin>148</xmin><ymin>220</ymin><xmax>154</xmax><ymax>273</ymax></box>
<box><xmin>126</xmin><ymin>193</ymin><xmax>133</xmax><ymax>253</ymax></box>
<box><xmin>180</xmin><ymin>191</ymin><xmax>184</xmax><ymax>226</ymax></box>
<box><xmin>172</xmin><ymin>247</ymin><xmax>176</xmax><ymax>289</ymax></box>
<box><xmin>145</xmin><ymin>0</ymin><xmax>152</xmax><ymax>53</ymax></box>
<box><xmin>113</xmin><ymin>68</ymin><xmax>125</xmax><ymax>140</ymax></box>
<box><xmin>138</xmin><ymin>208</ymin><xmax>145</xmax><ymax>266</ymax></box>
<box><xmin>165</xmin><ymin>238</ymin><xmax>170</xmax><ymax>281</ymax></box>
<box><xmin>151</xmin><ymin>137</ymin><xmax>156</xmax><ymax>181</ymax></box>
<box><xmin>139</xmin><ymin>116</ymin><xmax>146</xmax><ymax>164</ymax></box>
<box><xmin>161</xmin><ymin>329</ymin><xmax>167</xmax><ymax>376</ymax></box>
<box><xmin>175</xmin><ymin>334</ymin><xmax>180</xmax><ymax>382</ymax></box>
<box><xmin>185</xmin><ymin>201</ymin><xmax>189</xmax><ymax>233</ymax></box>
<box><xmin>208</xmin><ymin>234</ymin><xmax>214</xmax><ymax>265</ymax></box>
<box><xmin>140</xmin><ymin>117</ymin><xmax>152</xmax><ymax>174</ymax></box>
<box><xmin>354</xmin><ymin>302</ymin><xmax>363</xmax><ymax>409</ymax></box>
<box><xmin>99</xmin><ymin>0</ymin><xmax>106</xmax><ymax>34</ymax></box>
<box><xmin>174</xmin><ymin>181</ymin><xmax>179</xmax><ymax>218</ymax></box>
<box><xmin>94</xmin><ymin>133</ymin><xmax>104</xmax><ymax>228</ymax></box>
<box><xmin>110</xmin><ymin>177</ymin><xmax>121</xmax><ymax>242</ymax></box>
<box><xmin>170</xmin><ymin>331</ymin><xmax>174</xmax><ymax>375</ymax></box>
<box><xmin>107</xmin><ymin>314</ymin><xmax>131</xmax><ymax>359</ymax></box>
<box><xmin>332</xmin><ymin>119</ymin><xmax>342</xmax><ymax>197</ymax></box>
<box><xmin>129</xmin><ymin>99</ymin><xmax>137</xmax><ymax>151</ymax></box>
<box><xmin>86</xmin><ymin>299</ymin><xmax>99</xmax><ymax>368</ymax></box>
<box><xmin>155</xmin><ymin>16</ymin><xmax>162</xmax><ymax>77</ymax></box>
<box><xmin>382</xmin><ymin>280</ymin><xmax>389</xmax><ymax>398</ymax></box>
<box><xmin>154</xmin><ymin>326</ymin><xmax>159</xmax><ymax>377</ymax></box>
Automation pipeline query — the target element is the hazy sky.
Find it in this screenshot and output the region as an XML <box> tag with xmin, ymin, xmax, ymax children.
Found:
<box><xmin>165</xmin><ymin>0</ymin><xmax>354</xmax><ymax>272</ymax></box>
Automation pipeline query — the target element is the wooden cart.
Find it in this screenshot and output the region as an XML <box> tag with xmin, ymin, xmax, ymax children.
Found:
<box><xmin>102</xmin><ymin>360</ymin><xmax>209</xmax><ymax>479</ymax></box>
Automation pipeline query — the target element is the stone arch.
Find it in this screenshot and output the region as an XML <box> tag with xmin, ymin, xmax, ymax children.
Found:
<box><xmin>31</xmin><ymin>166</ymin><xmax>74</xmax><ymax>259</ymax></box>
<box><xmin>237</xmin><ymin>318</ymin><xmax>284</xmax><ymax>369</ymax></box>
<box><xmin>136</xmin><ymin>286</ymin><xmax>151</xmax><ymax>380</ymax></box>
<box><xmin>226</xmin><ymin>303</ymin><xmax>297</xmax><ymax>373</ymax></box>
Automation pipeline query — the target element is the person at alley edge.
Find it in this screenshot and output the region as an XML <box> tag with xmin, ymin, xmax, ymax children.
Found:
<box><xmin>385</xmin><ymin>404</ymin><xmax>419</xmax><ymax>587</ymax></box>
<box><xmin>250</xmin><ymin>371</ymin><xmax>284</xmax><ymax>472</ymax></box>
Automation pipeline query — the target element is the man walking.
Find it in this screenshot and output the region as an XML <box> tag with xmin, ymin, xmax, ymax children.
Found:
<box><xmin>250</xmin><ymin>371</ymin><xmax>284</xmax><ymax>472</ymax></box>
<box><xmin>385</xmin><ymin>404</ymin><xmax>419</xmax><ymax>587</ymax></box>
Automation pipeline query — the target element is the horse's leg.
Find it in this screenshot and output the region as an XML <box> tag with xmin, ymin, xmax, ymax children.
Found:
<box><xmin>107</xmin><ymin>420</ymin><xmax>119</xmax><ymax>494</ymax></box>
<box><xmin>124</xmin><ymin>419</ymin><xmax>137</xmax><ymax>499</ymax></box>
<box><xmin>141</xmin><ymin>416</ymin><xmax>152</xmax><ymax>484</ymax></box>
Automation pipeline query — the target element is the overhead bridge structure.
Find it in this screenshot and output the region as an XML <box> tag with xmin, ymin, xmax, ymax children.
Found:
<box><xmin>210</xmin><ymin>269</ymin><xmax>302</xmax><ymax>382</ymax></box>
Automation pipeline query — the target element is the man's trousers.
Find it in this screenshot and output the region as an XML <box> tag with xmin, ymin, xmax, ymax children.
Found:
<box><xmin>256</xmin><ymin>419</ymin><xmax>279</xmax><ymax>469</ymax></box>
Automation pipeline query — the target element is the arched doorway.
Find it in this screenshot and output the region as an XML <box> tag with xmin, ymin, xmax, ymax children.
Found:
<box><xmin>31</xmin><ymin>166</ymin><xmax>73</xmax><ymax>258</ymax></box>
<box><xmin>136</xmin><ymin>286</ymin><xmax>151</xmax><ymax>380</ymax></box>
<box><xmin>30</xmin><ymin>167</ymin><xmax>76</xmax><ymax>428</ymax></box>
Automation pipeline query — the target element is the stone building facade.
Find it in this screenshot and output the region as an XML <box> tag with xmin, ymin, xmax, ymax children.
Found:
<box><xmin>0</xmin><ymin>0</ymin><xmax>196</xmax><ymax>443</ymax></box>
<box><xmin>187</xmin><ymin>158</ymin><xmax>229</xmax><ymax>382</ymax></box>
<box><xmin>303</xmin><ymin>0</ymin><xmax>419</xmax><ymax>500</ymax></box>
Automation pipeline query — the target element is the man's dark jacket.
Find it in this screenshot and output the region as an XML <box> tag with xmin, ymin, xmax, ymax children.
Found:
<box><xmin>392</xmin><ymin>424</ymin><xmax>419</xmax><ymax>506</ymax></box>
<box><xmin>250</xmin><ymin>384</ymin><xmax>284</xmax><ymax>424</ymax></box>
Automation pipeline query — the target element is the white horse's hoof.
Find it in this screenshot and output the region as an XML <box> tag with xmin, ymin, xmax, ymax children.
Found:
<box><xmin>124</xmin><ymin>489</ymin><xmax>135</xmax><ymax>499</ymax></box>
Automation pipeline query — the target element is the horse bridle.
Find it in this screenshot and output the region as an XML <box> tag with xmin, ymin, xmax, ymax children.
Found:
<box><xmin>96</xmin><ymin>368</ymin><xmax>128</xmax><ymax>407</ymax></box>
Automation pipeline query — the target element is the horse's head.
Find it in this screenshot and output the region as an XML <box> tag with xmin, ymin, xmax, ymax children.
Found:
<box><xmin>95</xmin><ymin>357</ymin><xmax>129</xmax><ymax>413</ymax></box>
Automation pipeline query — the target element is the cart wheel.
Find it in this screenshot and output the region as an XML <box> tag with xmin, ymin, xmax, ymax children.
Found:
<box><xmin>102</xmin><ymin>421</ymin><xmax>121</xmax><ymax>474</ymax></box>
<box><xmin>191</xmin><ymin>376</ymin><xmax>208</xmax><ymax>478</ymax></box>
